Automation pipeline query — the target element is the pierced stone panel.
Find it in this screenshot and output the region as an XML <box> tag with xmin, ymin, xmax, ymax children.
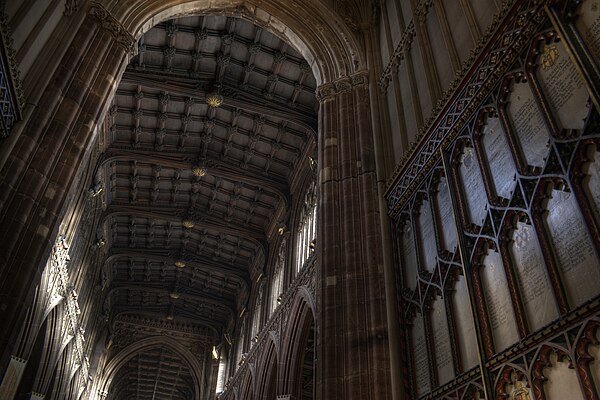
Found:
<box><xmin>411</xmin><ymin>313</ymin><xmax>431</xmax><ymax>397</ymax></box>
<box><xmin>575</xmin><ymin>0</ymin><xmax>600</xmax><ymax>68</ymax></box>
<box><xmin>505</xmin><ymin>80</ymin><xmax>551</xmax><ymax>169</ymax></box>
<box><xmin>400</xmin><ymin>222</ymin><xmax>419</xmax><ymax>290</ymax></box>
<box><xmin>432</xmin><ymin>297</ymin><xmax>454</xmax><ymax>385</ymax></box>
<box><xmin>535</xmin><ymin>40</ymin><xmax>591</xmax><ymax>131</ymax></box>
<box><xmin>480</xmin><ymin>250</ymin><xmax>519</xmax><ymax>352</ymax></box>
<box><xmin>584</xmin><ymin>147</ymin><xmax>600</xmax><ymax>225</ymax></box>
<box><xmin>458</xmin><ymin>146</ymin><xmax>487</xmax><ymax>226</ymax></box>
<box><xmin>480</xmin><ymin>116</ymin><xmax>517</xmax><ymax>200</ymax></box>
<box><xmin>509</xmin><ymin>221</ymin><xmax>558</xmax><ymax>332</ymax></box>
<box><xmin>433</xmin><ymin>177</ymin><xmax>458</xmax><ymax>254</ymax></box>
<box><xmin>416</xmin><ymin>199</ymin><xmax>438</xmax><ymax>272</ymax></box>
<box><xmin>544</xmin><ymin>189</ymin><xmax>600</xmax><ymax>307</ymax></box>
<box><xmin>451</xmin><ymin>275</ymin><xmax>478</xmax><ymax>371</ymax></box>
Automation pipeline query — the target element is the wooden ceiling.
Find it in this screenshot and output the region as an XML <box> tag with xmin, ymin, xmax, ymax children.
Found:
<box><xmin>100</xmin><ymin>15</ymin><xmax>317</xmax><ymax>397</ymax></box>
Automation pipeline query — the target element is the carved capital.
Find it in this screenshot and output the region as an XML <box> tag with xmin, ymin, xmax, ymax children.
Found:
<box><xmin>89</xmin><ymin>3</ymin><xmax>135</xmax><ymax>54</ymax></box>
<box><xmin>316</xmin><ymin>71</ymin><xmax>370</xmax><ymax>102</ymax></box>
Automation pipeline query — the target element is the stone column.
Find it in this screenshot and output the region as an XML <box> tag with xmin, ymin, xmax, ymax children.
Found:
<box><xmin>0</xmin><ymin>356</ymin><xmax>27</xmax><ymax>400</ymax></box>
<box><xmin>316</xmin><ymin>72</ymin><xmax>392</xmax><ymax>400</ymax></box>
<box><xmin>0</xmin><ymin>4</ymin><xmax>132</xmax><ymax>371</ymax></box>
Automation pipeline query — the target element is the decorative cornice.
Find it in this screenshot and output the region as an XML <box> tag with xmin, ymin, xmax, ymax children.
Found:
<box><xmin>316</xmin><ymin>70</ymin><xmax>369</xmax><ymax>102</ymax></box>
<box><xmin>378</xmin><ymin>21</ymin><xmax>415</xmax><ymax>92</ymax></box>
<box><xmin>0</xmin><ymin>9</ymin><xmax>24</xmax><ymax>139</ymax></box>
<box><xmin>384</xmin><ymin>0</ymin><xmax>544</xmax><ymax>217</ymax></box>
<box><xmin>64</xmin><ymin>0</ymin><xmax>78</xmax><ymax>16</ymax></box>
<box><xmin>89</xmin><ymin>3</ymin><xmax>135</xmax><ymax>54</ymax></box>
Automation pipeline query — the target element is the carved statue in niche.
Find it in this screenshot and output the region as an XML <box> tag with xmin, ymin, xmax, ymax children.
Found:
<box><xmin>510</xmin><ymin>378</ymin><xmax>532</xmax><ymax>400</ymax></box>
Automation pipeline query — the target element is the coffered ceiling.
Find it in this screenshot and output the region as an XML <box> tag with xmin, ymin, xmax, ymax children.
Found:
<box><xmin>98</xmin><ymin>14</ymin><xmax>318</xmax><ymax>398</ymax></box>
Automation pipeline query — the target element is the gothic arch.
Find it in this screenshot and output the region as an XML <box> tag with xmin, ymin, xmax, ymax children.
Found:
<box><xmin>100</xmin><ymin>0</ymin><xmax>364</xmax><ymax>84</ymax></box>
<box><xmin>96</xmin><ymin>336</ymin><xmax>204</xmax><ymax>400</ymax></box>
<box><xmin>279</xmin><ymin>288</ymin><xmax>316</xmax><ymax>396</ymax></box>
<box><xmin>254</xmin><ymin>338</ymin><xmax>279</xmax><ymax>399</ymax></box>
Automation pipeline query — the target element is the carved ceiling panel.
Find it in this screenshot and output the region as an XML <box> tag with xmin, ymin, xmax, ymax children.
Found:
<box><xmin>98</xmin><ymin>13</ymin><xmax>317</xmax><ymax>362</ymax></box>
<box><xmin>108</xmin><ymin>346</ymin><xmax>195</xmax><ymax>400</ymax></box>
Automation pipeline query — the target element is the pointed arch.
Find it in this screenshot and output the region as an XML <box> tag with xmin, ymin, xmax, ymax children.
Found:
<box><xmin>254</xmin><ymin>337</ymin><xmax>279</xmax><ymax>400</ymax></box>
<box><xmin>96</xmin><ymin>336</ymin><xmax>204</xmax><ymax>399</ymax></box>
<box><xmin>102</xmin><ymin>0</ymin><xmax>364</xmax><ymax>84</ymax></box>
<box><xmin>279</xmin><ymin>288</ymin><xmax>317</xmax><ymax>397</ymax></box>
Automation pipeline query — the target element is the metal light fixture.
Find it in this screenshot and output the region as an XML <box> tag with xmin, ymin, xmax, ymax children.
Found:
<box><xmin>175</xmin><ymin>260</ymin><xmax>186</xmax><ymax>268</ymax></box>
<box><xmin>206</xmin><ymin>93</ymin><xmax>224</xmax><ymax>108</ymax></box>
<box><xmin>182</xmin><ymin>220</ymin><xmax>195</xmax><ymax>229</ymax></box>
<box><xmin>212</xmin><ymin>345</ymin><xmax>219</xmax><ymax>360</ymax></box>
<box><xmin>88</xmin><ymin>182</ymin><xmax>104</xmax><ymax>197</ymax></box>
<box><xmin>192</xmin><ymin>166</ymin><xmax>206</xmax><ymax>177</ymax></box>
<box><xmin>169</xmin><ymin>292</ymin><xmax>180</xmax><ymax>299</ymax></box>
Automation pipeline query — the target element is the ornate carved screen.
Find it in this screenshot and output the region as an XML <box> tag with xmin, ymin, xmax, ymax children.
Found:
<box><xmin>386</xmin><ymin>0</ymin><xmax>600</xmax><ymax>398</ymax></box>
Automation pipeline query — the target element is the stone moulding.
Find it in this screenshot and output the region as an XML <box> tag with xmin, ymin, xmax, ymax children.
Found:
<box><xmin>89</xmin><ymin>2</ymin><xmax>135</xmax><ymax>54</ymax></box>
<box><xmin>384</xmin><ymin>0</ymin><xmax>548</xmax><ymax>218</ymax></box>
<box><xmin>0</xmin><ymin>10</ymin><xmax>24</xmax><ymax>139</ymax></box>
<box><xmin>315</xmin><ymin>70</ymin><xmax>369</xmax><ymax>102</ymax></box>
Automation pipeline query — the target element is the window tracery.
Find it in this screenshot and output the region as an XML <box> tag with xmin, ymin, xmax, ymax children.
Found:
<box><xmin>296</xmin><ymin>182</ymin><xmax>317</xmax><ymax>274</ymax></box>
<box><xmin>270</xmin><ymin>239</ymin><xmax>286</xmax><ymax>316</ymax></box>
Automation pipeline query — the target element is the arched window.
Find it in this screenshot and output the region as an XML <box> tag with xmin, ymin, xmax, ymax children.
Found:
<box><xmin>235</xmin><ymin>316</ymin><xmax>246</xmax><ymax>370</ymax></box>
<box><xmin>250</xmin><ymin>281</ymin><xmax>264</xmax><ymax>347</ymax></box>
<box><xmin>215</xmin><ymin>351</ymin><xmax>227</xmax><ymax>394</ymax></box>
<box><xmin>270</xmin><ymin>239</ymin><xmax>286</xmax><ymax>316</ymax></box>
<box><xmin>296</xmin><ymin>182</ymin><xmax>317</xmax><ymax>274</ymax></box>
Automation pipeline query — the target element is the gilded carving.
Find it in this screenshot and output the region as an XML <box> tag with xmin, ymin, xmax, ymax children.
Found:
<box><xmin>541</xmin><ymin>45</ymin><xmax>560</xmax><ymax>70</ymax></box>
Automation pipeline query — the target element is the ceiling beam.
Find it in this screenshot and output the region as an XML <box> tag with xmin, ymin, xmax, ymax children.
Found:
<box><xmin>121</xmin><ymin>70</ymin><xmax>318</xmax><ymax>131</ymax></box>
<box><xmin>108</xmin><ymin>281</ymin><xmax>235</xmax><ymax>314</ymax></box>
<box><xmin>101</xmin><ymin>204</ymin><xmax>268</xmax><ymax>255</ymax></box>
<box><xmin>96</xmin><ymin>148</ymin><xmax>289</xmax><ymax>205</ymax></box>
<box><xmin>111</xmin><ymin>309</ymin><xmax>224</xmax><ymax>337</ymax></box>
<box><xmin>107</xmin><ymin>284</ymin><xmax>236</xmax><ymax>315</ymax></box>
<box><xmin>104</xmin><ymin>249</ymin><xmax>251</xmax><ymax>285</ymax></box>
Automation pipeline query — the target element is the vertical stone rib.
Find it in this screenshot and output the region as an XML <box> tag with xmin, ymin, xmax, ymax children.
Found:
<box><xmin>317</xmin><ymin>74</ymin><xmax>391</xmax><ymax>400</ymax></box>
<box><xmin>0</xmin><ymin>12</ymin><xmax>129</xmax><ymax>368</ymax></box>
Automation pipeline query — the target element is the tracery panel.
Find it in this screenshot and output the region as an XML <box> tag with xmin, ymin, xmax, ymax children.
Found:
<box><xmin>388</xmin><ymin>4</ymin><xmax>600</xmax><ymax>397</ymax></box>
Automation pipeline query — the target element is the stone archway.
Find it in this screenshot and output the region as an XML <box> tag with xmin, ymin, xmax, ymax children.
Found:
<box><xmin>94</xmin><ymin>336</ymin><xmax>204</xmax><ymax>400</ymax></box>
<box><xmin>279</xmin><ymin>290</ymin><xmax>317</xmax><ymax>400</ymax></box>
<box><xmin>254</xmin><ymin>339</ymin><xmax>279</xmax><ymax>400</ymax></box>
<box><xmin>0</xmin><ymin>1</ymin><xmax>392</xmax><ymax>399</ymax></box>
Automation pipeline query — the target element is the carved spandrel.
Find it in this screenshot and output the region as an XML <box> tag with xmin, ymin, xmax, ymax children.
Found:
<box><xmin>509</xmin><ymin>222</ymin><xmax>558</xmax><ymax>332</ymax></box>
<box><xmin>589</xmin><ymin>329</ymin><xmax>600</xmax><ymax>394</ymax></box>
<box><xmin>481</xmin><ymin>250</ymin><xmax>519</xmax><ymax>352</ymax></box>
<box><xmin>417</xmin><ymin>200</ymin><xmax>438</xmax><ymax>272</ymax></box>
<box><xmin>435</xmin><ymin>178</ymin><xmax>458</xmax><ymax>253</ymax></box>
<box><xmin>451</xmin><ymin>275</ymin><xmax>478</xmax><ymax>371</ymax></box>
<box><xmin>535</xmin><ymin>41</ymin><xmax>590</xmax><ymax>131</ymax></box>
<box><xmin>432</xmin><ymin>297</ymin><xmax>454</xmax><ymax>385</ymax></box>
<box><xmin>412</xmin><ymin>314</ymin><xmax>431</xmax><ymax>396</ymax></box>
<box><xmin>543</xmin><ymin>352</ymin><xmax>586</xmax><ymax>400</ymax></box>
<box><xmin>401</xmin><ymin>223</ymin><xmax>419</xmax><ymax>290</ymax></box>
<box><xmin>481</xmin><ymin>117</ymin><xmax>517</xmax><ymax>199</ymax></box>
<box><xmin>459</xmin><ymin>147</ymin><xmax>488</xmax><ymax>226</ymax></box>
<box><xmin>545</xmin><ymin>189</ymin><xmax>600</xmax><ymax>307</ymax></box>
<box><xmin>584</xmin><ymin>149</ymin><xmax>600</xmax><ymax>225</ymax></box>
<box><xmin>507</xmin><ymin>82</ymin><xmax>551</xmax><ymax>169</ymax></box>
<box><xmin>576</xmin><ymin>0</ymin><xmax>600</xmax><ymax>69</ymax></box>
